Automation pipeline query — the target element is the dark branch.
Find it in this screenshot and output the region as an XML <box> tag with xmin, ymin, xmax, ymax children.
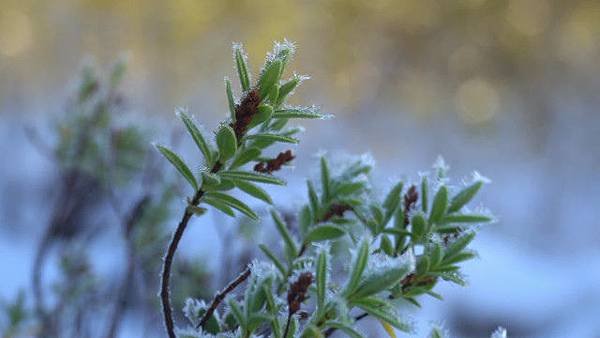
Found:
<box><xmin>196</xmin><ymin>267</ymin><xmax>252</xmax><ymax>329</ymax></box>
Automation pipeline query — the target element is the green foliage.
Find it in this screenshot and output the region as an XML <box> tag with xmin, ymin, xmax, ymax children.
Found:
<box><xmin>155</xmin><ymin>41</ymin><xmax>496</xmax><ymax>338</ymax></box>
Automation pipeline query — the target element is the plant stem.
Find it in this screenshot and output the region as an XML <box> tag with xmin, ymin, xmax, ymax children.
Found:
<box><xmin>282</xmin><ymin>314</ymin><xmax>293</xmax><ymax>338</ymax></box>
<box><xmin>160</xmin><ymin>189</ymin><xmax>205</xmax><ymax>338</ymax></box>
<box><xmin>160</xmin><ymin>162</ymin><xmax>222</xmax><ymax>338</ymax></box>
<box><xmin>197</xmin><ymin>266</ymin><xmax>251</xmax><ymax>329</ymax></box>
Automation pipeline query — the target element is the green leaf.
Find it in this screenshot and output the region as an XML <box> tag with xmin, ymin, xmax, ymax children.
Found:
<box><xmin>429</xmin><ymin>244</ymin><xmax>443</xmax><ymax>268</ymax></box>
<box><xmin>442</xmin><ymin>251</ymin><xmax>477</xmax><ymax>265</ymax></box>
<box><xmin>411</xmin><ymin>213</ymin><xmax>427</xmax><ymax>239</ymax></box>
<box><xmin>246</xmin><ymin>133</ymin><xmax>299</xmax><ymax>144</ymax></box>
<box><xmin>225</xmin><ymin>78</ymin><xmax>236</xmax><ymax>121</ymax></box>
<box><xmin>276</xmin><ymin>77</ymin><xmax>300</xmax><ymax>106</ymax></box>
<box><xmin>416</xmin><ymin>256</ymin><xmax>430</xmax><ymax>274</ymax></box>
<box><xmin>441</xmin><ymin>214</ymin><xmax>492</xmax><ymax>224</ymax></box>
<box><xmin>235</xmin><ymin>180</ymin><xmax>272</xmax><ymax>204</ymax></box>
<box><xmin>354</xmin><ymin>299</ymin><xmax>412</xmax><ymax>332</ymax></box>
<box><xmin>227</xmin><ymin>298</ymin><xmax>246</xmax><ymax>328</ymax></box>
<box><xmin>203</xmin><ymin>197</ymin><xmax>235</xmax><ymax>217</ymax></box>
<box><xmin>220</xmin><ymin>170</ymin><xmax>285</xmax><ymax>185</ymax></box>
<box><xmin>272</xmin><ymin>107</ymin><xmax>326</xmax><ymax>119</ymax></box>
<box><xmin>320</xmin><ymin>157</ymin><xmax>330</xmax><ymax>201</ymax></box>
<box><xmin>234</xmin><ymin>44</ymin><xmax>250</xmax><ymax>91</ymax></box>
<box><xmin>307</xmin><ymin>180</ymin><xmax>320</xmax><ymax>219</ymax></box>
<box><xmin>203</xmin><ymin>178</ymin><xmax>235</xmax><ymax>191</ymax></box>
<box><xmin>444</xmin><ymin>232</ymin><xmax>476</xmax><ymax>259</ymax></box>
<box><xmin>155</xmin><ymin>144</ymin><xmax>198</xmax><ymax>190</ymax></box>
<box><xmin>300</xmin><ymin>325</ymin><xmax>322</xmax><ymax>338</ymax></box>
<box><xmin>335</xmin><ymin>181</ymin><xmax>366</xmax><ymax>196</ymax></box>
<box><xmin>258</xmin><ymin>60</ymin><xmax>282</xmax><ymax>99</ymax></box>
<box><xmin>380</xmin><ymin>235</ymin><xmax>394</xmax><ymax>256</ymax></box>
<box><xmin>448</xmin><ymin>181</ymin><xmax>483</xmax><ymax>213</ymax></box>
<box><xmin>204</xmin><ymin>192</ymin><xmax>257</xmax><ymax>220</ymax></box>
<box><xmin>421</xmin><ymin>176</ymin><xmax>429</xmax><ymax>213</ymax></box>
<box><xmin>429</xmin><ymin>185</ymin><xmax>448</xmax><ymax>224</ymax></box>
<box><xmin>230</xmin><ymin>147</ymin><xmax>261</xmax><ymax>169</ymax></box>
<box><xmin>201</xmin><ymin>171</ymin><xmax>221</xmax><ymax>186</ymax></box>
<box><xmin>305</xmin><ymin>224</ymin><xmax>346</xmax><ymax>243</ymax></box>
<box><xmin>216</xmin><ymin>125</ymin><xmax>237</xmax><ymax>161</ymax></box>
<box><xmin>271</xmin><ymin>210</ymin><xmax>298</xmax><ymax>259</ymax></box>
<box><xmin>268</xmin><ymin>84</ymin><xmax>280</xmax><ymax>104</ymax></box>
<box><xmin>178</xmin><ymin>111</ymin><xmax>212</xmax><ymax>164</ymax></box>
<box><xmin>316</xmin><ymin>248</ymin><xmax>327</xmax><ymax>312</ymax></box>
<box><xmin>259</xmin><ymin>244</ymin><xmax>286</xmax><ymax>277</ymax></box>
<box><xmin>186</xmin><ymin>205</ymin><xmax>207</xmax><ymax>216</ymax></box>
<box><xmin>351</xmin><ymin>265</ymin><xmax>411</xmax><ymax>299</ymax></box>
<box><xmin>324</xmin><ymin>321</ymin><xmax>364</xmax><ymax>338</ymax></box>
<box><xmin>249</xmin><ymin>104</ymin><xmax>273</xmax><ymax>129</ymax></box>
<box><xmin>299</xmin><ymin>206</ymin><xmax>312</xmax><ymax>236</ymax></box>
<box><xmin>345</xmin><ymin>238</ymin><xmax>369</xmax><ymax>295</ymax></box>
<box><xmin>383</xmin><ymin>182</ymin><xmax>404</xmax><ymax>214</ymax></box>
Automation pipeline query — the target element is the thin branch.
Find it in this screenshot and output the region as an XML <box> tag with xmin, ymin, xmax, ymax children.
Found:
<box><xmin>196</xmin><ymin>266</ymin><xmax>252</xmax><ymax>329</ymax></box>
<box><xmin>160</xmin><ymin>188</ymin><xmax>205</xmax><ymax>338</ymax></box>
<box><xmin>161</xmin><ymin>161</ymin><xmax>223</xmax><ymax>338</ymax></box>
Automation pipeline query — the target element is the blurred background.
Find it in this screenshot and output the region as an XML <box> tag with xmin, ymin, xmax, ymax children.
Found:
<box><xmin>1</xmin><ymin>0</ymin><xmax>599</xmax><ymax>337</ymax></box>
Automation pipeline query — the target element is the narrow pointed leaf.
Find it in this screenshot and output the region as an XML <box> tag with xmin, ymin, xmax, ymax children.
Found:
<box><xmin>204</xmin><ymin>191</ymin><xmax>257</xmax><ymax>220</ymax></box>
<box><xmin>220</xmin><ymin>170</ymin><xmax>285</xmax><ymax>185</ymax></box>
<box><xmin>234</xmin><ymin>45</ymin><xmax>250</xmax><ymax>91</ymax></box>
<box><xmin>273</xmin><ymin>108</ymin><xmax>325</xmax><ymax>119</ymax></box>
<box><xmin>421</xmin><ymin>176</ymin><xmax>429</xmax><ymax>213</ymax></box>
<box><xmin>351</xmin><ymin>265</ymin><xmax>411</xmax><ymax>299</ymax></box>
<box><xmin>230</xmin><ymin>147</ymin><xmax>261</xmax><ymax>169</ymax></box>
<box><xmin>345</xmin><ymin>238</ymin><xmax>369</xmax><ymax>294</ymax></box>
<box><xmin>259</xmin><ymin>60</ymin><xmax>282</xmax><ymax>99</ymax></box>
<box><xmin>316</xmin><ymin>248</ymin><xmax>327</xmax><ymax>312</ymax></box>
<box><xmin>323</xmin><ymin>322</ymin><xmax>364</xmax><ymax>338</ymax></box>
<box><xmin>271</xmin><ymin>209</ymin><xmax>298</xmax><ymax>259</ymax></box>
<box><xmin>448</xmin><ymin>181</ymin><xmax>483</xmax><ymax>213</ymax></box>
<box><xmin>305</xmin><ymin>224</ymin><xmax>346</xmax><ymax>243</ymax></box>
<box><xmin>203</xmin><ymin>197</ymin><xmax>235</xmax><ymax>217</ymax></box>
<box><xmin>354</xmin><ymin>299</ymin><xmax>412</xmax><ymax>333</ymax></box>
<box><xmin>276</xmin><ymin>78</ymin><xmax>300</xmax><ymax>106</ymax></box>
<box><xmin>259</xmin><ymin>244</ymin><xmax>286</xmax><ymax>276</ymax></box>
<box><xmin>441</xmin><ymin>214</ymin><xmax>492</xmax><ymax>224</ymax></box>
<box><xmin>444</xmin><ymin>232</ymin><xmax>476</xmax><ymax>259</ymax></box>
<box><xmin>320</xmin><ymin>157</ymin><xmax>330</xmax><ymax>201</ymax></box>
<box><xmin>235</xmin><ymin>179</ymin><xmax>272</xmax><ymax>204</ymax></box>
<box><xmin>216</xmin><ymin>125</ymin><xmax>237</xmax><ymax>161</ymax></box>
<box><xmin>429</xmin><ymin>185</ymin><xmax>448</xmax><ymax>224</ymax></box>
<box><xmin>225</xmin><ymin>78</ymin><xmax>236</xmax><ymax>120</ymax></box>
<box><xmin>155</xmin><ymin>144</ymin><xmax>198</xmax><ymax>190</ymax></box>
<box><xmin>178</xmin><ymin>111</ymin><xmax>212</xmax><ymax>164</ymax></box>
<box><xmin>246</xmin><ymin>133</ymin><xmax>299</xmax><ymax>144</ymax></box>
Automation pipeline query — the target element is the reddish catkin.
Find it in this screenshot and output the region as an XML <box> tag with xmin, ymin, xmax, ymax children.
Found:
<box><xmin>231</xmin><ymin>89</ymin><xmax>261</xmax><ymax>139</ymax></box>
<box><xmin>287</xmin><ymin>272</ymin><xmax>313</xmax><ymax>315</ymax></box>
<box><xmin>403</xmin><ymin>185</ymin><xmax>418</xmax><ymax>226</ymax></box>
<box><xmin>254</xmin><ymin>150</ymin><xmax>295</xmax><ymax>174</ymax></box>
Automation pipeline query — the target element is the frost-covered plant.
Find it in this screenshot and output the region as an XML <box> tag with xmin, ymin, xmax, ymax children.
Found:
<box><xmin>157</xmin><ymin>41</ymin><xmax>497</xmax><ymax>338</ymax></box>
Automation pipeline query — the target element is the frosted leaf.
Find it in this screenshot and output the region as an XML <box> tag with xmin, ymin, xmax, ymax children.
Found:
<box><xmin>365</xmin><ymin>250</ymin><xmax>415</xmax><ymax>276</ymax></box>
<box><xmin>249</xmin><ymin>260</ymin><xmax>277</xmax><ymax>281</ymax></box>
<box><xmin>471</xmin><ymin>171</ymin><xmax>492</xmax><ymax>184</ymax></box>
<box><xmin>490</xmin><ymin>327</ymin><xmax>507</xmax><ymax>338</ymax></box>
<box><xmin>432</xmin><ymin>156</ymin><xmax>450</xmax><ymax>179</ymax></box>
<box><xmin>265</xmin><ymin>39</ymin><xmax>296</xmax><ymax>64</ymax></box>
<box><xmin>428</xmin><ymin>322</ymin><xmax>451</xmax><ymax>338</ymax></box>
<box><xmin>175</xmin><ymin>326</ymin><xmax>212</xmax><ymax>338</ymax></box>
<box><xmin>182</xmin><ymin>298</ymin><xmax>208</xmax><ymax>326</ymax></box>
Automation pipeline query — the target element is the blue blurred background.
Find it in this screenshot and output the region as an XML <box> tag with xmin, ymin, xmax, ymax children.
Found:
<box><xmin>1</xmin><ymin>1</ymin><xmax>599</xmax><ymax>337</ymax></box>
